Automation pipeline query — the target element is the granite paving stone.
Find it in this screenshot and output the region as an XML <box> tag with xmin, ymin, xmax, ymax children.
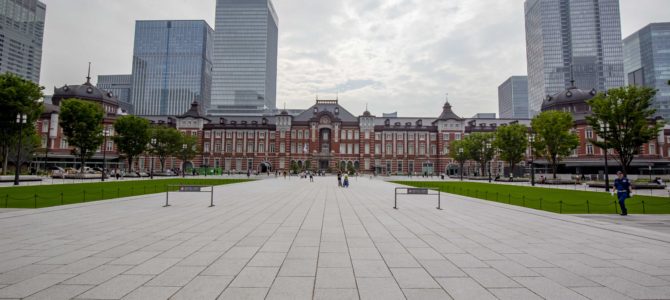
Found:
<box><xmin>0</xmin><ymin>178</ymin><xmax>668</xmax><ymax>299</ymax></box>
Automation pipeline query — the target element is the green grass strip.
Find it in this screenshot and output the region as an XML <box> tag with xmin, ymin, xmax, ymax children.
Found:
<box><xmin>0</xmin><ymin>179</ymin><xmax>252</xmax><ymax>209</ymax></box>
<box><xmin>392</xmin><ymin>181</ymin><xmax>670</xmax><ymax>214</ymax></box>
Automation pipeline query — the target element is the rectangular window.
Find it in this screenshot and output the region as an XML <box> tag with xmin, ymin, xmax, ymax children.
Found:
<box><xmin>375</xmin><ymin>144</ymin><xmax>381</xmax><ymax>155</ymax></box>
<box><xmin>106</xmin><ymin>141</ymin><xmax>113</xmax><ymax>152</ymax></box>
<box><xmin>226</xmin><ymin>142</ymin><xmax>232</xmax><ymax>153</ymax></box>
<box><xmin>354</xmin><ymin>131</ymin><xmax>359</xmax><ymax>139</ymax></box>
<box><xmin>408</xmin><ymin>134</ymin><xmax>415</xmax><ymax>141</ymax></box>
<box><xmin>586</xmin><ymin>129</ymin><xmax>593</xmax><ymax>139</ymax></box>
<box><xmin>650</xmin><ymin>143</ymin><xmax>657</xmax><ymax>155</ymax></box>
<box><xmin>455</xmin><ymin>133</ymin><xmax>462</xmax><ymax>140</ymax></box>
<box><xmin>236</xmin><ymin>144</ymin><xmax>243</xmax><ymax>153</ymax></box>
<box><xmin>304</xmin><ymin>130</ymin><xmax>310</xmax><ymax>139</ymax></box>
<box><xmin>280</xmin><ymin>130</ymin><xmax>286</xmax><ymax>139</ymax></box>
<box><xmin>298</xmin><ymin>131</ymin><xmax>303</xmax><ymax>139</ymax></box>
<box><xmin>269</xmin><ymin>143</ymin><xmax>275</xmax><ymax>153</ymax></box>
<box><xmin>204</xmin><ymin>142</ymin><xmax>210</xmax><ymax>153</ymax></box>
<box><xmin>397</xmin><ymin>144</ymin><xmax>404</xmax><ymax>155</ymax></box>
<box><xmin>270</xmin><ymin>132</ymin><xmax>276</xmax><ymax>139</ymax></box>
<box><xmin>348</xmin><ymin>130</ymin><xmax>353</xmax><ymax>140</ymax></box>
<box><xmin>375</xmin><ymin>133</ymin><xmax>382</xmax><ymax>140</ymax></box>
<box><xmin>291</xmin><ymin>143</ymin><xmax>296</xmax><ymax>153</ymax></box>
<box><xmin>365</xmin><ymin>131</ymin><xmax>370</xmax><ymax>139</ymax></box>
<box><xmin>226</xmin><ymin>131</ymin><xmax>232</xmax><ymax>138</ymax></box>
<box><xmin>419</xmin><ymin>144</ymin><xmax>426</xmax><ymax>155</ymax></box>
<box><xmin>215</xmin><ymin>142</ymin><xmax>222</xmax><ymax>153</ymax></box>
<box><xmin>586</xmin><ymin>144</ymin><xmax>594</xmax><ymax>155</ymax></box>
<box><xmin>280</xmin><ymin>143</ymin><xmax>285</xmax><ymax>153</ymax></box>
<box><xmin>247</xmin><ymin>142</ymin><xmax>254</xmax><ymax>153</ymax></box>
<box><xmin>431</xmin><ymin>145</ymin><xmax>437</xmax><ymax>155</ymax></box>
<box><xmin>191</xmin><ymin>131</ymin><xmax>198</xmax><ymax>136</ymax></box>
<box><xmin>386</xmin><ymin>144</ymin><xmax>392</xmax><ymax>154</ymax></box>
<box><xmin>340</xmin><ymin>144</ymin><xmax>345</xmax><ymax>154</ymax></box>
<box><xmin>41</xmin><ymin>122</ymin><xmax>48</xmax><ymax>133</ymax></box>
<box><xmin>258</xmin><ymin>142</ymin><xmax>265</xmax><ymax>153</ymax></box>
<box><xmin>397</xmin><ymin>161</ymin><xmax>403</xmax><ymax>173</ymax></box>
<box><xmin>215</xmin><ymin>131</ymin><xmax>222</xmax><ymax>138</ymax></box>
<box><xmin>430</xmin><ymin>133</ymin><xmax>437</xmax><ymax>141</ymax></box>
<box><xmin>408</xmin><ymin>144</ymin><xmax>415</xmax><ymax>155</ymax></box>
<box><xmin>347</xmin><ymin>144</ymin><xmax>353</xmax><ymax>154</ymax></box>
<box><xmin>354</xmin><ymin>144</ymin><xmax>359</xmax><ymax>154</ymax></box>
<box><xmin>204</xmin><ymin>131</ymin><xmax>211</xmax><ymax>139</ymax></box>
<box><xmin>365</xmin><ymin>144</ymin><xmax>370</xmax><ymax>154</ymax></box>
<box><xmin>397</xmin><ymin>133</ymin><xmax>404</xmax><ymax>140</ymax></box>
<box><xmin>444</xmin><ymin>133</ymin><xmax>450</xmax><ymax>141</ymax></box>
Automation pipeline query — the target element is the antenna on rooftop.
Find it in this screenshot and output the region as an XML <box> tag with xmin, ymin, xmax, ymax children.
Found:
<box><xmin>86</xmin><ymin>62</ymin><xmax>92</xmax><ymax>84</ymax></box>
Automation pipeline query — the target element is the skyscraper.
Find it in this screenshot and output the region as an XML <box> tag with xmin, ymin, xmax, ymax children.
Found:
<box><xmin>210</xmin><ymin>0</ymin><xmax>278</xmax><ymax>113</ymax></box>
<box><xmin>524</xmin><ymin>0</ymin><xmax>625</xmax><ymax>116</ymax></box>
<box><xmin>0</xmin><ymin>0</ymin><xmax>46</xmax><ymax>83</ymax></box>
<box><xmin>131</xmin><ymin>20</ymin><xmax>213</xmax><ymax>116</ymax></box>
<box><xmin>97</xmin><ymin>74</ymin><xmax>134</xmax><ymax>113</ymax></box>
<box><xmin>498</xmin><ymin>76</ymin><xmax>529</xmax><ymax>119</ymax></box>
<box><xmin>624</xmin><ymin>23</ymin><xmax>670</xmax><ymax>119</ymax></box>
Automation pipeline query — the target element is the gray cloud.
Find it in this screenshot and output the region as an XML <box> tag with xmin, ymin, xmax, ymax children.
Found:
<box><xmin>40</xmin><ymin>0</ymin><xmax>670</xmax><ymax>117</ymax></box>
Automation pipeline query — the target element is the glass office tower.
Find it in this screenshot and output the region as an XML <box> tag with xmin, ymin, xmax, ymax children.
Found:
<box><xmin>498</xmin><ymin>76</ymin><xmax>529</xmax><ymax>119</ymax></box>
<box><xmin>525</xmin><ymin>0</ymin><xmax>625</xmax><ymax>116</ymax></box>
<box><xmin>131</xmin><ymin>20</ymin><xmax>213</xmax><ymax>116</ymax></box>
<box><xmin>624</xmin><ymin>23</ymin><xmax>670</xmax><ymax>119</ymax></box>
<box><xmin>97</xmin><ymin>74</ymin><xmax>134</xmax><ymax>113</ymax></box>
<box><xmin>0</xmin><ymin>0</ymin><xmax>46</xmax><ymax>83</ymax></box>
<box><xmin>211</xmin><ymin>0</ymin><xmax>278</xmax><ymax>113</ymax></box>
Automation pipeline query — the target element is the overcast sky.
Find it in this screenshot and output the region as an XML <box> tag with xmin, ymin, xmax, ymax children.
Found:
<box><xmin>40</xmin><ymin>0</ymin><xmax>669</xmax><ymax>117</ymax></box>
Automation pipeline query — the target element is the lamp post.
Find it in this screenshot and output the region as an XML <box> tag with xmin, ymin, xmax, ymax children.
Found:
<box><xmin>101</xmin><ymin>129</ymin><xmax>109</xmax><ymax>182</ymax></box>
<box><xmin>182</xmin><ymin>144</ymin><xmax>187</xmax><ymax>178</ymax></box>
<box><xmin>486</xmin><ymin>142</ymin><xmax>492</xmax><ymax>183</ymax></box>
<box><xmin>14</xmin><ymin>113</ymin><xmax>27</xmax><ymax>186</ymax></box>
<box><xmin>459</xmin><ymin>147</ymin><xmax>464</xmax><ymax>181</ymax></box>
<box><xmin>601</xmin><ymin>122</ymin><xmax>610</xmax><ymax>192</ymax></box>
<box><xmin>529</xmin><ymin>134</ymin><xmax>536</xmax><ymax>187</ymax></box>
<box><xmin>150</xmin><ymin>138</ymin><xmax>156</xmax><ymax>180</ymax></box>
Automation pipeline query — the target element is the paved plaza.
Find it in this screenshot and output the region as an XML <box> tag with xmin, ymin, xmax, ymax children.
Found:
<box><xmin>0</xmin><ymin>178</ymin><xmax>669</xmax><ymax>299</ymax></box>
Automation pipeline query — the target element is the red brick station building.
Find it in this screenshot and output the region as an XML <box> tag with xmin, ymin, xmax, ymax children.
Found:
<box><xmin>35</xmin><ymin>79</ymin><xmax>670</xmax><ymax>177</ymax></box>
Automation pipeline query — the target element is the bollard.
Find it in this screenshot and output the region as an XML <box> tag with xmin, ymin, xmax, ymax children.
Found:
<box><xmin>560</xmin><ymin>201</ymin><xmax>563</xmax><ymax>214</ymax></box>
<box><xmin>34</xmin><ymin>194</ymin><xmax>37</xmax><ymax>208</ymax></box>
<box><xmin>540</xmin><ymin>198</ymin><xmax>543</xmax><ymax>210</ymax></box>
<box><xmin>642</xmin><ymin>201</ymin><xmax>646</xmax><ymax>214</ymax></box>
<box><xmin>485</xmin><ymin>191</ymin><xmax>488</xmax><ymax>199</ymax></box>
<box><xmin>5</xmin><ymin>194</ymin><xmax>8</xmax><ymax>208</ymax></box>
<box><xmin>117</xmin><ymin>188</ymin><xmax>120</xmax><ymax>198</ymax></box>
<box><xmin>83</xmin><ymin>190</ymin><xmax>86</xmax><ymax>202</ymax></box>
<box><xmin>60</xmin><ymin>192</ymin><xmax>64</xmax><ymax>205</ymax></box>
<box><xmin>586</xmin><ymin>200</ymin><xmax>590</xmax><ymax>214</ymax></box>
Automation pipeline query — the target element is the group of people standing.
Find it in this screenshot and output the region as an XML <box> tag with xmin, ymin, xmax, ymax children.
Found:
<box><xmin>337</xmin><ymin>172</ymin><xmax>350</xmax><ymax>188</ymax></box>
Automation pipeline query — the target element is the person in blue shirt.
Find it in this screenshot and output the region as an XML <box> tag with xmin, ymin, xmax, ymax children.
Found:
<box><xmin>613</xmin><ymin>171</ymin><xmax>632</xmax><ymax>216</ymax></box>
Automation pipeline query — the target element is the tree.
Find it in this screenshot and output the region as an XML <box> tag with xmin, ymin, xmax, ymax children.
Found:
<box><xmin>177</xmin><ymin>133</ymin><xmax>199</xmax><ymax>173</ymax></box>
<box><xmin>464</xmin><ymin>133</ymin><xmax>496</xmax><ymax>177</ymax></box>
<box><xmin>587</xmin><ymin>86</ymin><xmax>663</xmax><ymax>174</ymax></box>
<box><xmin>7</xmin><ymin>130</ymin><xmax>40</xmax><ymax>173</ymax></box>
<box><xmin>149</xmin><ymin>126</ymin><xmax>182</xmax><ymax>172</ymax></box>
<box><xmin>113</xmin><ymin>115</ymin><xmax>150</xmax><ymax>172</ymax></box>
<box><xmin>449</xmin><ymin>140</ymin><xmax>469</xmax><ymax>179</ymax></box>
<box><xmin>494</xmin><ymin>124</ymin><xmax>529</xmax><ymax>177</ymax></box>
<box><xmin>531</xmin><ymin>111</ymin><xmax>579</xmax><ymax>179</ymax></box>
<box><xmin>59</xmin><ymin>99</ymin><xmax>104</xmax><ymax>173</ymax></box>
<box><xmin>0</xmin><ymin>73</ymin><xmax>43</xmax><ymax>174</ymax></box>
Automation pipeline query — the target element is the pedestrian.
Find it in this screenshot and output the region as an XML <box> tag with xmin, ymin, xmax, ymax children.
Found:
<box><xmin>309</xmin><ymin>172</ymin><xmax>314</xmax><ymax>182</ymax></box>
<box><xmin>337</xmin><ymin>173</ymin><xmax>342</xmax><ymax>187</ymax></box>
<box><xmin>247</xmin><ymin>170</ymin><xmax>251</xmax><ymax>179</ymax></box>
<box><xmin>343</xmin><ymin>175</ymin><xmax>349</xmax><ymax>188</ymax></box>
<box><xmin>613</xmin><ymin>171</ymin><xmax>632</xmax><ymax>216</ymax></box>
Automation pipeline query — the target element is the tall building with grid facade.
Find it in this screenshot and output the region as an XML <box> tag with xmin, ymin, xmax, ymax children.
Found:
<box><xmin>210</xmin><ymin>0</ymin><xmax>278</xmax><ymax>113</ymax></box>
<box><xmin>624</xmin><ymin>23</ymin><xmax>670</xmax><ymax>119</ymax></box>
<box><xmin>131</xmin><ymin>20</ymin><xmax>213</xmax><ymax>116</ymax></box>
<box><xmin>524</xmin><ymin>0</ymin><xmax>625</xmax><ymax>116</ymax></box>
<box><xmin>0</xmin><ymin>0</ymin><xmax>46</xmax><ymax>83</ymax></box>
<box><xmin>498</xmin><ymin>76</ymin><xmax>529</xmax><ymax>119</ymax></box>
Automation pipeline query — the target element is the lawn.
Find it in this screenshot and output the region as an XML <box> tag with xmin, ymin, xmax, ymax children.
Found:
<box><xmin>392</xmin><ymin>181</ymin><xmax>670</xmax><ymax>214</ymax></box>
<box><xmin>0</xmin><ymin>179</ymin><xmax>252</xmax><ymax>209</ymax></box>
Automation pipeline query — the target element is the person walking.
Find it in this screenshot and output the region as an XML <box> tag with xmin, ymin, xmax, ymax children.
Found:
<box><xmin>309</xmin><ymin>172</ymin><xmax>314</xmax><ymax>182</ymax></box>
<box><xmin>337</xmin><ymin>172</ymin><xmax>342</xmax><ymax>187</ymax></box>
<box><xmin>613</xmin><ymin>171</ymin><xmax>632</xmax><ymax>216</ymax></box>
<box><xmin>344</xmin><ymin>174</ymin><xmax>349</xmax><ymax>188</ymax></box>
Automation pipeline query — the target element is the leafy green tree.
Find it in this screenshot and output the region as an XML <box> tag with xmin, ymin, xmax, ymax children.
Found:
<box><xmin>59</xmin><ymin>99</ymin><xmax>104</xmax><ymax>172</ymax></box>
<box><xmin>149</xmin><ymin>126</ymin><xmax>182</xmax><ymax>172</ymax></box>
<box><xmin>0</xmin><ymin>73</ymin><xmax>43</xmax><ymax>174</ymax></box>
<box><xmin>449</xmin><ymin>139</ymin><xmax>469</xmax><ymax>179</ymax></box>
<box><xmin>531</xmin><ymin>111</ymin><xmax>579</xmax><ymax>179</ymax></box>
<box><xmin>176</xmin><ymin>133</ymin><xmax>199</xmax><ymax>172</ymax></box>
<box><xmin>113</xmin><ymin>115</ymin><xmax>150</xmax><ymax>172</ymax></box>
<box><xmin>7</xmin><ymin>130</ymin><xmax>40</xmax><ymax>173</ymax></box>
<box><xmin>587</xmin><ymin>86</ymin><xmax>663</xmax><ymax>175</ymax></box>
<box><xmin>494</xmin><ymin>124</ymin><xmax>529</xmax><ymax>177</ymax></box>
<box><xmin>464</xmin><ymin>133</ymin><xmax>496</xmax><ymax>177</ymax></box>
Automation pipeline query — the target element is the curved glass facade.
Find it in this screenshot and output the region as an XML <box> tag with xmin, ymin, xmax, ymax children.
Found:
<box><xmin>131</xmin><ymin>20</ymin><xmax>213</xmax><ymax>116</ymax></box>
<box><xmin>211</xmin><ymin>0</ymin><xmax>278</xmax><ymax>111</ymax></box>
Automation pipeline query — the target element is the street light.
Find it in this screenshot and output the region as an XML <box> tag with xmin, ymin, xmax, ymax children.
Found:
<box><xmin>182</xmin><ymin>144</ymin><xmax>187</xmax><ymax>178</ymax></box>
<box><xmin>486</xmin><ymin>142</ymin><xmax>492</xmax><ymax>183</ymax></box>
<box><xmin>459</xmin><ymin>147</ymin><xmax>464</xmax><ymax>181</ymax></box>
<box><xmin>150</xmin><ymin>138</ymin><xmax>156</xmax><ymax>180</ymax></box>
<box><xmin>601</xmin><ymin>121</ymin><xmax>610</xmax><ymax>192</ymax></box>
<box><xmin>528</xmin><ymin>134</ymin><xmax>536</xmax><ymax>187</ymax></box>
<box><xmin>101</xmin><ymin>129</ymin><xmax>110</xmax><ymax>182</ymax></box>
<box><xmin>14</xmin><ymin>113</ymin><xmax>27</xmax><ymax>186</ymax></box>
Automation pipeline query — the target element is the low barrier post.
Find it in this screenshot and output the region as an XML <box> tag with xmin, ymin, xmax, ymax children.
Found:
<box><xmin>586</xmin><ymin>200</ymin><xmax>590</xmax><ymax>214</ymax></box>
<box><xmin>60</xmin><ymin>192</ymin><xmax>64</xmax><ymax>205</ymax></box>
<box><xmin>642</xmin><ymin>201</ymin><xmax>646</xmax><ymax>214</ymax></box>
<box><xmin>5</xmin><ymin>194</ymin><xmax>8</xmax><ymax>208</ymax></box>
<box><xmin>83</xmin><ymin>190</ymin><xmax>86</xmax><ymax>202</ymax></box>
<box><xmin>560</xmin><ymin>201</ymin><xmax>563</xmax><ymax>214</ymax></box>
<box><xmin>34</xmin><ymin>194</ymin><xmax>37</xmax><ymax>208</ymax></box>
